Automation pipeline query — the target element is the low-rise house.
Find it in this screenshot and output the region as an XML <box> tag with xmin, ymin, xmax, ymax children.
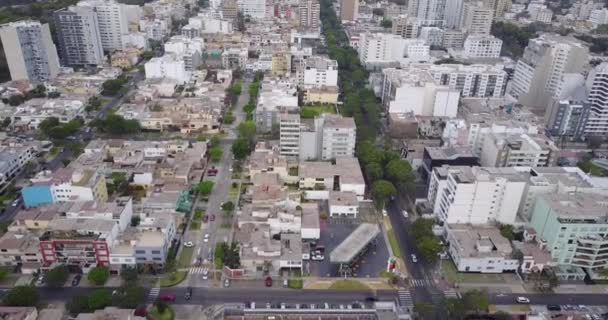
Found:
<box><xmin>301</xmin><ymin>203</ymin><xmax>320</xmax><ymax>240</ymax></box>
<box><xmin>446</xmin><ymin>224</ymin><xmax>520</xmax><ymax>273</ymax></box>
<box><xmin>0</xmin><ymin>232</ymin><xmax>40</xmax><ymax>273</ymax></box>
<box><xmin>299</xmin><ymin>157</ymin><xmax>365</xmax><ymax>197</ymax></box>
<box><xmin>10</xmin><ymin>98</ymin><xmax>85</xmax><ymax>130</ymax></box>
<box><xmin>111</xmin><ymin>47</ymin><xmax>142</xmax><ymax>69</ymax></box>
<box><xmin>329</xmin><ymin>191</ymin><xmax>359</xmax><ymax>217</ymax></box>
<box><xmin>248</xmin><ymin>145</ymin><xmax>290</xmax><ymax>182</ymax></box>
<box><xmin>0</xmin><ymin>307</ymin><xmax>38</xmax><ymax>320</ymax></box>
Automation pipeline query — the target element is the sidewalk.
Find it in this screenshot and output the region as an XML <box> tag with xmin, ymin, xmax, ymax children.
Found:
<box><xmin>381</xmin><ymin>216</ymin><xmax>408</xmax><ymax>280</ymax></box>
<box><xmin>553</xmin><ymin>284</ymin><xmax>608</xmax><ymax>294</ymax></box>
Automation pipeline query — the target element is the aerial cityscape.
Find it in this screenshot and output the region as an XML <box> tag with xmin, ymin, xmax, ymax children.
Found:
<box><xmin>0</xmin><ymin>0</ymin><xmax>606</xmax><ymax>318</ymax></box>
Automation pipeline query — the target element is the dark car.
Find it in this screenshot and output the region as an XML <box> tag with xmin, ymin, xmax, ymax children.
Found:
<box><xmin>210</xmin><ymin>214</ymin><xmax>216</xmax><ymax>221</ymax></box>
<box><xmin>547</xmin><ymin>305</ymin><xmax>561</xmax><ymax>311</ymax></box>
<box><xmin>185</xmin><ymin>287</ymin><xmax>192</xmax><ymax>300</ymax></box>
<box><xmin>71</xmin><ymin>274</ymin><xmax>82</xmax><ymax>287</ymax></box>
<box><xmin>265</xmin><ymin>276</ymin><xmax>273</xmax><ymax>287</ymax></box>
<box><xmin>203</xmin><ymin>215</ymin><xmax>209</xmax><ymax>223</ymax></box>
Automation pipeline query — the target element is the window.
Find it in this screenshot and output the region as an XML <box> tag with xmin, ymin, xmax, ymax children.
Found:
<box><xmin>151</xmin><ymin>250</ymin><xmax>161</xmax><ymax>254</ymax></box>
<box><xmin>135</xmin><ymin>250</ymin><xmax>145</xmax><ymax>254</ymax></box>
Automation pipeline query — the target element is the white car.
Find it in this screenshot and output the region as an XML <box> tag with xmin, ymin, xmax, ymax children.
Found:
<box><xmin>411</xmin><ymin>254</ymin><xmax>418</xmax><ymax>263</ymax></box>
<box><xmin>203</xmin><ymin>234</ymin><xmax>209</xmax><ymax>242</ymax></box>
<box><xmin>183</xmin><ymin>241</ymin><xmax>194</xmax><ymax>247</ymax></box>
<box><xmin>516</xmin><ymin>296</ymin><xmax>530</xmax><ymax>304</ymax></box>
<box><xmin>202</xmin><ymin>269</ymin><xmax>209</xmax><ymax>280</ymax></box>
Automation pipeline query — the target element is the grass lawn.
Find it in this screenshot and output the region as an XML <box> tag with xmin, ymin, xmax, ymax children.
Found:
<box><xmin>441</xmin><ymin>260</ymin><xmax>506</xmax><ymax>284</ymax></box>
<box><xmin>178</xmin><ymin>247</ymin><xmax>195</xmax><ymax>268</ymax></box>
<box><xmin>159</xmin><ymin>271</ymin><xmax>187</xmax><ymax>287</ymax></box>
<box><xmin>387</xmin><ymin>229</ymin><xmax>402</xmax><ymax>258</ymax></box>
<box><xmin>329</xmin><ymin>280</ymin><xmax>370</xmax><ymax>290</ymax></box>
<box><xmin>228</xmin><ymin>184</ymin><xmax>239</xmax><ymax>197</ymax></box>
<box><xmin>189</xmin><ymin>221</ymin><xmax>201</xmax><ymax>230</ymax></box>
<box><xmin>288</xmin><ymin>279</ymin><xmax>303</xmax><ymax>289</ymax></box>
<box><xmin>300</xmin><ymin>105</ymin><xmax>336</xmax><ymax>118</ymax></box>
<box><xmin>148</xmin><ymin>306</ymin><xmax>175</xmax><ymax>320</ymax></box>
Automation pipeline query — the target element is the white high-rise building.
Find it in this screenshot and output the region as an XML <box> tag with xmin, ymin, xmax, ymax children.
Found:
<box><xmin>0</xmin><ymin>20</ymin><xmax>60</xmax><ymax>83</ymax></box>
<box><xmin>590</xmin><ymin>8</ymin><xmax>608</xmax><ymax>28</ymax></box>
<box><xmin>238</xmin><ymin>0</ymin><xmax>267</xmax><ymax>19</ymax></box>
<box><xmin>426</xmin><ymin>63</ymin><xmax>507</xmax><ymax>98</ymax></box>
<box><xmin>54</xmin><ymin>6</ymin><xmax>105</xmax><ymax>67</ymax></box>
<box><xmin>358</xmin><ymin>33</ymin><xmax>430</xmax><ymax>65</ymax></box>
<box><xmin>461</xmin><ymin>1</ymin><xmax>494</xmax><ymax>35</ymax></box>
<box><xmin>463</xmin><ymin>35</ymin><xmax>502</xmax><ymax>58</ymax></box>
<box><xmin>428</xmin><ymin>166</ymin><xmax>527</xmax><ymax>225</ymax></box>
<box><xmin>298</xmin><ymin>56</ymin><xmax>338</xmax><ymax>88</ymax></box>
<box><xmin>279</xmin><ymin>113</ymin><xmax>301</xmax><ymax>157</ymax></box>
<box><xmin>409</xmin><ymin>0</ymin><xmax>446</xmax><ymax>26</ymax></box>
<box><xmin>77</xmin><ymin>0</ymin><xmax>135</xmax><ymax>52</ymax></box>
<box><xmin>444</xmin><ymin>0</ymin><xmax>464</xmax><ymax>28</ymax></box>
<box><xmin>585</xmin><ymin>63</ymin><xmax>608</xmax><ymax>137</ymax></box>
<box><xmin>510</xmin><ymin>34</ymin><xmax>589</xmax><ymax>109</ymax></box>
<box><xmin>321</xmin><ymin>115</ymin><xmax>356</xmax><ymax>160</ymax></box>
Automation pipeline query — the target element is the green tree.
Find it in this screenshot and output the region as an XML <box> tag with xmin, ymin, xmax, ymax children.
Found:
<box><xmin>385</xmin><ymin>159</ymin><xmax>415</xmax><ymax>194</ymax></box>
<box><xmin>462</xmin><ymin>289</ymin><xmax>490</xmax><ymax>313</ymax></box>
<box><xmin>101</xmin><ymin>77</ymin><xmax>128</xmax><ymax>96</ymax></box>
<box><xmin>87</xmin><ymin>266</ymin><xmax>110</xmax><ymax>285</ymax></box>
<box><xmin>93</xmin><ymin>114</ymin><xmax>141</xmax><ymax>135</ymax></box>
<box><xmin>231</xmin><ymin>138</ymin><xmax>251</xmax><ymax>160</ymax></box>
<box><xmin>88</xmin><ymin>289</ymin><xmax>112</xmax><ymax>310</ymax></box>
<box><xmin>209</xmin><ymin>146</ymin><xmax>223</xmax><ymax>162</ymax></box>
<box><xmin>414</xmin><ymin>301</ymin><xmax>435</xmax><ymax>320</ymax></box>
<box><xmin>410</xmin><ymin>218</ymin><xmax>434</xmax><ymax>240</ymax></box>
<box><xmin>237</xmin><ymin>121</ymin><xmax>256</xmax><ymax>140</ymax></box>
<box><xmin>444</xmin><ymin>298</ymin><xmax>466</xmax><ymax>320</ymax></box>
<box><xmin>3</xmin><ymin>286</ymin><xmax>38</xmax><ymax>306</ymax></box>
<box><xmin>130</xmin><ymin>216</ymin><xmax>140</xmax><ymax>227</ymax></box>
<box><xmin>209</xmin><ymin>135</ymin><xmax>221</xmax><ymax>147</ymax></box>
<box><xmin>243</xmin><ymin>103</ymin><xmax>255</xmax><ymax>114</ymax></box>
<box><xmin>120</xmin><ymin>267</ymin><xmax>139</xmax><ymax>283</ymax></box>
<box><xmin>44</xmin><ymin>265</ymin><xmax>69</xmax><ymax>288</ymax></box>
<box><xmin>222</xmin><ymin>201</ymin><xmax>235</xmax><ymax>212</ymax></box>
<box><xmin>196</xmin><ymin>181</ymin><xmax>214</xmax><ymax>196</ymax></box>
<box><xmin>417</xmin><ymin>237</ymin><xmax>441</xmax><ymax>262</ymax></box>
<box><xmin>113</xmin><ymin>284</ymin><xmax>145</xmax><ymax>308</ymax></box>
<box><xmin>142</xmin><ymin>51</ymin><xmax>154</xmax><ymax>60</ymax></box>
<box><xmin>229</xmin><ymin>82</ymin><xmax>242</xmax><ymax>96</ymax></box>
<box><xmin>499</xmin><ymin>224</ymin><xmax>514</xmax><ymax>241</ymax></box>
<box><xmin>67</xmin><ymin>295</ymin><xmax>90</xmax><ymax>315</ymax></box>
<box><xmin>380</xmin><ymin>18</ymin><xmax>392</xmax><ymax>28</ymax></box>
<box><xmin>370</xmin><ymin>180</ymin><xmax>397</xmax><ymax>209</ymax></box>
<box><xmin>154</xmin><ymin>298</ymin><xmax>169</xmax><ymax>313</ymax></box>
<box><xmin>357</xmin><ymin>141</ymin><xmax>383</xmax><ymax>165</ymax></box>
<box><xmin>365</xmin><ymin>162</ymin><xmax>383</xmax><ymax>182</ymax></box>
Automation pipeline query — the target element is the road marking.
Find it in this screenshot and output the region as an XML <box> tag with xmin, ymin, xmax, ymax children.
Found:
<box><xmin>444</xmin><ymin>289</ymin><xmax>459</xmax><ymax>299</ymax></box>
<box><xmin>397</xmin><ymin>289</ymin><xmax>413</xmax><ymax>307</ymax></box>
<box><xmin>148</xmin><ymin>287</ymin><xmax>160</xmax><ymax>302</ymax></box>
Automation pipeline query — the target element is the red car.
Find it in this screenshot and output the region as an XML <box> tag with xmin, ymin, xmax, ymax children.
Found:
<box><xmin>160</xmin><ymin>293</ymin><xmax>176</xmax><ymax>302</ymax></box>
<box><xmin>265</xmin><ymin>276</ymin><xmax>273</xmax><ymax>287</ymax></box>
<box><xmin>210</xmin><ymin>214</ymin><xmax>216</xmax><ymax>221</ymax></box>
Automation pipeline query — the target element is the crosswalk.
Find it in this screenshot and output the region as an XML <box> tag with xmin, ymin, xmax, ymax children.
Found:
<box><xmin>444</xmin><ymin>289</ymin><xmax>460</xmax><ymax>299</ymax></box>
<box><xmin>410</xmin><ymin>278</ymin><xmax>434</xmax><ymax>287</ymax></box>
<box><xmin>189</xmin><ymin>267</ymin><xmax>207</xmax><ymax>274</ymax></box>
<box><xmin>397</xmin><ymin>289</ymin><xmax>413</xmax><ymax>307</ymax></box>
<box><xmin>148</xmin><ymin>287</ymin><xmax>160</xmax><ymax>302</ymax></box>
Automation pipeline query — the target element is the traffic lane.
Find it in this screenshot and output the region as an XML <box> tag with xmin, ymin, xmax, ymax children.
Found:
<box><xmin>489</xmin><ymin>293</ymin><xmax>608</xmax><ymax>306</ymax></box>
<box><xmin>386</xmin><ymin>201</ymin><xmax>424</xmax><ymax>280</ymax></box>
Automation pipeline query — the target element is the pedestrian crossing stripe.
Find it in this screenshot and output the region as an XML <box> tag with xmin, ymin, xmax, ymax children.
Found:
<box><xmin>189</xmin><ymin>267</ymin><xmax>208</xmax><ymax>274</ymax></box>
<box><xmin>148</xmin><ymin>288</ymin><xmax>160</xmax><ymax>301</ymax></box>
<box><xmin>444</xmin><ymin>290</ymin><xmax>459</xmax><ymax>298</ymax></box>
<box><xmin>409</xmin><ymin>278</ymin><xmax>433</xmax><ymax>287</ymax></box>
<box><xmin>397</xmin><ymin>289</ymin><xmax>413</xmax><ymax>307</ymax></box>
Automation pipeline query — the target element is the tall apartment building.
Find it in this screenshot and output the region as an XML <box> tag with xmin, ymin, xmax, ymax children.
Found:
<box><xmin>443</xmin><ymin>29</ymin><xmax>465</xmax><ymax>48</ymax></box>
<box><xmin>510</xmin><ymin>34</ymin><xmax>589</xmax><ymax>109</ymax></box>
<box><xmin>0</xmin><ymin>144</ymin><xmax>36</xmax><ymax>193</ymax></box>
<box><xmin>408</xmin><ymin>0</ymin><xmax>446</xmax><ymax>25</ymax></box>
<box><xmin>463</xmin><ymin>35</ymin><xmax>502</xmax><ymax>58</ymax></box>
<box><xmin>461</xmin><ymin>1</ymin><xmax>494</xmax><ymax>35</ymax></box>
<box><xmin>0</xmin><ymin>21</ymin><xmax>60</xmax><ymax>83</ymax></box>
<box><xmin>279</xmin><ymin>113</ymin><xmax>301</xmax><ymax>157</ymax></box>
<box><xmin>529</xmin><ymin>193</ymin><xmax>608</xmax><ymax>278</ymax></box>
<box><xmin>221</xmin><ymin>0</ymin><xmax>239</xmax><ymax>21</ymax></box>
<box><xmin>479</xmin><ymin>133</ymin><xmax>559</xmax><ymax>167</ymax></box>
<box><xmin>358</xmin><ymin>33</ymin><xmax>430</xmax><ymax>66</ymax></box>
<box><xmin>443</xmin><ymin>0</ymin><xmax>464</xmax><ymax>28</ymax></box>
<box><xmin>77</xmin><ymin>0</ymin><xmax>131</xmax><ymax>52</ymax></box>
<box><xmin>297</xmin><ymin>56</ymin><xmax>338</xmax><ymax>88</ymax></box>
<box><xmin>237</xmin><ymin>0</ymin><xmax>266</xmax><ymax>19</ymax></box>
<box><xmin>321</xmin><ymin>115</ymin><xmax>356</xmax><ymax>160</ymax></box>
<box><xmin>339</xmin><ymin>0</ymin><xmax>359</xmax><ymax>21</ymax></box>
<box><xmin>299</xmin><ymin>114</ymin><xmax>356</xmax><ymax>160</ymax></box>
<box><xmin>545</xmin><ymin>99</ymin><xmax>590</xmax><ymax>140</ymax></box>
<box><xmin>584</xmin><ymin>62</ymin><xmax>608</xmax><ymax>137</ymax></box>
<box><xmin>427</xmin><ymin>63</ymin><xmax>507</xmax><ymax>98</ymax></box>
<box><xmin>428</xmin><ymin>166</ymin><xmax>527</xmax><ymax>225</ymax></box>
<box><xmin>299</xmin><ymin>0</ymin><xmax>320</xmax><ymax>30</ymax></box>
<box><xmin>54</xmin><ymin>6</ymin><xmax>105</xmax><ymax>67</ymax></box>
<box><xmin>391</xmin><ymin>14</ymin><xmax>419</xmax><ymax>38</ymax></box>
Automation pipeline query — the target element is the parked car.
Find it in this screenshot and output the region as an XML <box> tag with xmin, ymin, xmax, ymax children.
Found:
<box><xmin>203</xmin><ymin>215</ymin><xmax>209</xmax><ymax>223</ymax></box>
<box><xmin>71</xmin><ymin>274</ymin><xmax>82</xmax><ymax>287</ymax></box>
<box><xmin>411</xmin><ymin>254</ymin><xmax>418</xmax><ymax>263</ymax></box>
<box><xmin>185</xmin><ymin>287</ymin><xmax>192</xmax><ymax>300</ymax></box>
<box><xmin>283</xmin><ymin>279</ymin><xmax>288</xmax><ymax>288</ymax></box>
<box><xmin>547</xmin><ymin>305</ymin><xmax>561</xmax><ymax>311</ymax></box>
<box><xmin>183</xmin><ymin>241</ymin><xmax>194</xmax><ymax>248</ymax></box>
<box><xmin>224</xmin><ymin>279</ymin><xmax>230</xmax><ymax>287</ymax></box>
<box><xmin>203</xmin><ymin>234</ymin><xmax>209</xmax><ymax>242</ymax></box>
<box><xmin>265</xmin><ymin>276</ymin><xmax>273</xmax><ymax>287</ymax></box>
<box><xmin>202</xmin><ymin>269</ymin><xmax>209</xmax><ymax>280</ymax></box>
<box><xmin>516</xmin><ymin>296</ymin><xmax>530</xmax><ymax>304</ymax></box>
<box><xmin>210</xmin><ymin>214</ymin><xmax>216</xmax><ymax>221</ymax></box>
<box><xmin>160</xmin><ymin>293</ymin><xmax>176</xmax><ymax>302</ymax></box>
<box><xmin>35</xmin><ymin>275</ymin><xmax>44</xmax><ymax>286</ymax></box>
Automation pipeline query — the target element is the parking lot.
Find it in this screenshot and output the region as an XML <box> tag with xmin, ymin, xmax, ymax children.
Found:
<box><xmin>307</xmin><ymin>216</ymin><xmax>389</xmax><ymax>278</ymax></box>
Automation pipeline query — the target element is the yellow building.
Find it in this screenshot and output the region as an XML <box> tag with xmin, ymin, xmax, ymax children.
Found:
<box><xmin>271</xmin><ymin>52</ymin><xmax>291</xmax><ymax>76</ymax></box>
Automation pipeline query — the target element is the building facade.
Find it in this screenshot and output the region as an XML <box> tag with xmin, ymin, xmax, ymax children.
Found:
<box><xmin>54</xmin><ymin>6</ymin><xmax>105</xmax><ymax>67</ymax></box>
<box><xmin>463</xmin><ymin>35</ymin><xmax>502</xmax><ymax>58</ymax></box>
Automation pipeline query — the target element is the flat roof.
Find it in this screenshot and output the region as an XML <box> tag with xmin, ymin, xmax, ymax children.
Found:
<box><xmin>330</xmin><ymin>223</ymin><xmax>380</xmax><ymax>264</ymax></box>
